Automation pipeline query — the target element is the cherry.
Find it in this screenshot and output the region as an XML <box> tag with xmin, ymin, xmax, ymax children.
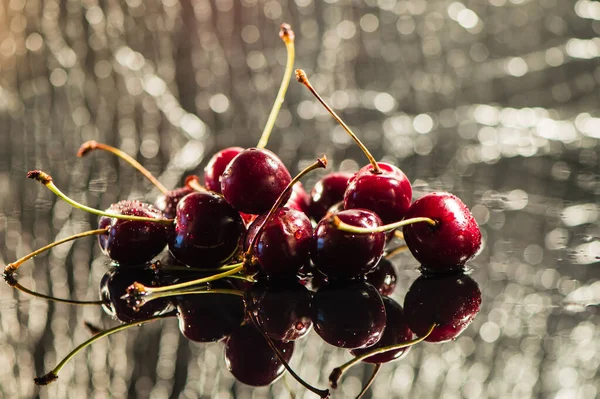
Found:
<box><xmin>311</xmin><ymin>280</ymin><xmax>386</xmax><ymax>349</ymax></box>
<box><xmin>176</xmin><ymin>280</ymin><xmax>245</xmax><ymax>342</ymax></box>
<box><xmin>154</xmin><ymin>185</ymin><xmax>195</xmax><ymax>219</ymax></box>
<box><xmin>225</xmin><ymin>323</ymin><xmax>294</xmax><ymax>387</ymax></box>
<box><xmin>308</xmin><ymin>172</ymin><xmax>353</xmax><ymax>221</ymax></box>
<box><xmin>297</xmin><ymin>69</ymin><xmax>413</xmax><ymax>225</ymax></box>
<box><xmin>344</xmin><ymin>163</ymin><xmax>412</xmax><ymax>224</ymax></box>
<box><xmin>98</xmin><ymin>200</ymin><xmax>171</xmax><ymax>265</ymax></box>
<box><xmin>100</xmin><ymin>265</ymin><xmax>172</xmax><ymax>323</ymax></box>
<box><xmin>365</xmin><ymin>258</ymin><xmax>397</xmax><ymax>296</ymax></box>
<box><xmin>169</xmin><ymin>191</ymin><xmax>245</xmax><ymax>268</ymax></box>
<box><xmin>203</xmin><ymin>146</ymin><xmax>244</xmax><ymax>193</ymax></box>
<box><xmin>403</xmin><ymin>192</ymin><xmax>482</xmax><ymax>270</ymax></box>
<box><xmin>245</xmin><ymin>277</ymin><xmax>312</xmax><ymax>342</ymax></box>
<box><xmin>220</xmin><ymin>148</ymin><xmax>293</xmax><ymax>214</ymax></box>
<box><xmin>404</xmin><ymin>270</ymin><xmax>481</xmax><ymax>343</ymax></box>
<box><xmin>311</xmin><ymin>209</ymin><xmax>386</xmax><ymax>278</ymax></box>
<box><xmin>351</xmin><ymin>297</ymin><xmax>413</xmax><ymax>364</ymax></box>
<box><xmin>244</xmin><ymin>207</ymin><xmax>312</xmax><ymax>276</ymax></box>
<box><xmin>285</xmin><ymin>181</ymin><xmax>311</xmax><ymax>214</ymax></box>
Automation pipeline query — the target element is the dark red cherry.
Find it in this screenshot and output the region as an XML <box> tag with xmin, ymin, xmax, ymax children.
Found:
<box><xmin>98</xmin><ymin>200</ymin><xmax>171</xmax><ymax>266</ymax></box>
<box><xmin>365</xmin><ymin>258</ymin><xmax>397</xmax><ymax>296</ymax></box>
<box><xmin>100</xmin><ymin>266</ymin><xmax>171</xmax><ymax>323</ymax></box>
<box><xmin>404</xmin><ymin>271</ymin><xmax>481</xmax><ymax>343</ymax></box>
<box><xmin>245</xmin><ymin>277</ymin><xmax>312</xmax><ymax>342</ymax></box>
<box><xmin>285</xmin><ymin>182</ymin><xmax>310</xmax><ymax>214</ymax></box>
<box><xmin>311</xmin><ymin>209</ymin><xmax>385</xmax><ymax>278</ymax></box>
<box><xmin>244</xmin><ymin>208</ymin><xmax>312</xmax><ymax>276</ymax></box>
<box><xmin>220</xmin><ymin>148</ymin><xmax>292</xmax><ymax>215</ymax></box>
<box><xmin>351</xmin><ymin>297</ymin><xmax>414</xmax><ymax>363</ymax></box>
<box><xmin>154</xmin><ymin>186</ymin><xmax>195</xmax><ymax>219</ymax></box>
<box><xmin>309</xmin><ymin>172</ymin><xmax>353</xmax><ymax>221</ymax></box>
<box><xmin>403</xmin><ymin>192</ymin><xmax>482</xmax><ymax>270</ymax></box>
<box><xmin>344</xmin><ymin>162</ymin><xmax>412</xmax><ymax>224</ymax></box>
<box><xmin>176</xmin><ymin>281</ymin><xmax>245</xmax><ymax>343</ymax></box>
<box><xmin>203</xmin><ymin>146</ymin><xmax>244</xmax><ymax>193</ymax></box>
<box><xmin>225</xmin><ymin>323</ymin><xmax>294</xmax><ymax>386</ymax></box>
<box><xmin>311</xmin><ymin>280</ymin><xmax>386</xmax><ymax>349</ymax></box>
<box><xmin>169</xmin><ymin>191</ymin><xmax>245</xmax><ymax>268</ymax></box>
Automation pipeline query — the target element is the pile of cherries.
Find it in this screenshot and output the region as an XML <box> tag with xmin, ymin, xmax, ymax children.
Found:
<box><xmin>4</xmin><ymin>24</ymin><xmax>483</xmax><ymax>398</ymax></box>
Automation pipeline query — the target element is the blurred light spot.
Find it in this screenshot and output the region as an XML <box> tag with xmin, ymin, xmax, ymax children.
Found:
<box><xmin>506</xmin><ymin>189</ymin><xmax>528</xmax><ymax>210</ymax></box>
<box><xmin>140</xmin><ymin>139</ymin><xmax>159</xmax><ymax>159</ymax></box>
<box><xmin>566</xmin><ymin>38</ymin><xmax>600</xmax><ymax>60</ymax></box>
<box><xmin>397</xmin><ymin>16</ymin><xmax>415</xmax><ymax>35</ymax></box>
<box><xmin>143</xmin><ymin>75</ymin><xmax>167</xmax><ymax>97</ymax></box>
<box><xmin>25</xmin><ymin>33</ymin><xmax>43</xmax><ymax>52</ymax></box>
<box><xmin>506</xmin><ymin>57</ymin><xmax>528</xmax><ymax>77</ymax></box>
<box><xmin>263</xmin><ymin>1</ymin><xmax>282</xmax><ymax>19</ymax></box>
<box><xmin>241</xmin><ymin>25</ymin><xmax>259</xmax><ymax>44</ymax></box>
<box><xmin>559</xmin><ymin>368</ymin><xmax>578</xmax><ymax>388</ymax></box>
<box><xmin>50</xmin><ymin>69</ymin><xmax>68</xmax><ymax>87</ymax></box>
<box><xmin>94</xmin><ymin>60</ymin><xmax>113</xmax><ymax>79</ymax></box>
<box><xmin>545</xmin><ymin>228</ymin><xmax>569</xmax><ymax>250</ymax></box>
<box><xmin>72</xmin><ymin>107</ymin><xmax>91</xmax><ymax>127</ymax></box>
<box><xmin>337</xmin><ymin>20</ymin><xmax>356</xmax><ymax>39</ymax></box>
<box><xmin>413</xmin><ymin>114</ymin><xmax>433</xmax><ymax>133</ymax></box>
<box><xmin>360</xmin><ymin>14</ymin><xmax>379</xmax><ymax>32</ymax></box>
<box><xmin>480</xmin><ymin>321</ymin><xmax>500</xmax><ymax>343</ymax></box>
<box><xmin>457</xmin><ymin>9</ymin><xmax>479</xmax><ymax>29</ymax></box>
<box><xmin>474</xmin><ymin>104</ymin><xmax>500</xmax><ymax>126</ymax></box>
<box><xmin>523</xmin><ymin>244</ymin><xmax>543</xmax><ymax>265</ymax></box>
<box><xmin>246</xmin><ymin>51</ymin><xmax>266</xmax><ymax>70</ymax></box>
<box><xmin>575</xmin><ymin>0</ymin><xmax>600</xmax><ymax>20</ymax></box>
<box><xmin>551</xmin><ymin>161</ymin><xmax>571</xmax><ymax>181</ymax></box>
<box><xmin>297</xmin><ymin>100</ymin><xmax>315</xmax><ymax>120</ymax></box>
<box><xmin>471</xmin><ymin>204</ymin><xmax>490</xmax><ymax>225</ymax></box>
<box><xmin>561</xmin><ymin>203</ymin><xmax>598</xmax><ymax>226</ymax></box>
<box><xmin>373</xmin><ymin>93</ymin><xmax>395</xmax><ymax>113</ymax></box>
<box><xmin>545</xmin><ymin>47</ymin><xmax>565</xmax><ymax>67</ymax></box>
<box><xmin>209</xmin><ymin>94</ymin><xmax>230</xmax><ymax>113</ymax></box>
<box><xmin>571</xmin><ymin>241</ymin><xmax>600</xmax><ymax>264</ymax></box>
<box><xmin>570</xmin><ymin>321</ymin><xmax>594</xmax><ymax>344</ymax></box>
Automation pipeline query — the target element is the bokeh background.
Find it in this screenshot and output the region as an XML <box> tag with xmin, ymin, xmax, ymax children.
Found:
<box><xmin>0</xmin><ymin>0</ymin><xmax>599</xmax><ymax>398</ymax></box>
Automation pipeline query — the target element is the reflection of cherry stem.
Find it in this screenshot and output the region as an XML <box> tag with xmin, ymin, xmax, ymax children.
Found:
<box><xmin>248</xmin><ymin>312</ymin><xmax>330</xmax><ymax>398</ymax></box>
<box><xmin>77</xmin><ymin>140</ymin><xmax>169</xmax><ymax>195</ymax></box>
<box><xmin>123</xmin><ymin>262</ymin><xmax>245</xmax><ymax>309</ymax></box>
<box><xmin>296</xmin><ymin>69</ymin><xmax>381</xmax><ymax>174</ymax></box>
<box><xmin>4</xmin><ymin>277</ymin><xmax>103</xmax><ymax>305</ymax></box>
<box><xmin>34</xmin><ymin>313</ymin><xmax>174</xmax><ymax>386</ymax></box>
<box><xmin>356</xmin><ymin>363</ymin><xmax>381</xmax><ymax>399</ymax></box>
<box><xmin>27</xmin><ymin>170</ymin><xmax>174</xmax><ymax>225</ymax></box>
<box><xmin>394</xmin><ymin>230</ymin><xmax>404</xmax><ymax>240</ymax></box>
<box><xmin>332</xmin><ymin>215</ymin><xmax>437</xmax><ymax>234</ymax></box>
<box><xmin>385</xmin><ymin>245</ymin><xmax>408</xmax><ymax>260</ymax></box>
<box><xmin>329</xmin><ymin>323</ymin><xmax>436</xmax><ymax>389</ymax></box>
<box><xmin>256</xmin><ymin>23</ymin><xmax>296</xmax><ymax>149</ymax></box>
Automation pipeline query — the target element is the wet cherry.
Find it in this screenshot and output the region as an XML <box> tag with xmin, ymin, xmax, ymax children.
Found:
<box><xmin>311</xmin><ymin>209</ymin><xmax>386</xmax><ymax>278</ymax></box>
<box><xmin>308</xmin><ymin>172</ymin><xmax>353</xmax><ymax>221</ymax></box>
<box><xmin>154</xmin><ymin>186</ymin><xmax>195</xmax><ymax>219</ymax></box>
<box><xmin>169</xmin><ymin>191</ymin><xmax>245</xmax><ymax>268</ymax></box>
<box><xmin>365</xmin><ymin>258</ymin><xmax>397</xmax><ymax>296</ymax></box>
<box><xmin>403</xmin><ymin>192</ymin><xmax>482</xmax><ymax>270</ymax></box>
<box><xmin>203</xmin><ymin>146</ymin><xmax>244</xmax><ymax>193</ymax></box>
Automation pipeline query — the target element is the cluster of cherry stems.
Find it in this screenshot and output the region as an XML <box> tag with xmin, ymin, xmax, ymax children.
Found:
<box><xmin>4</xmin><ymin>24</ymin><xmax>483</xmax><ymax>398</ymax></box>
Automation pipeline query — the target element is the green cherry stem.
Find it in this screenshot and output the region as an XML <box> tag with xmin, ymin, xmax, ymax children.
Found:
<box><xmin>246</xmin><ymin>156</ymin><xmax>327</xmax><ymax>260</ymax></box>
<box><xmin>27</xmin><ymin>170</ymin><xmax>173</xmax><ymax>225</ymax></box>
<box><xmin>256</xmin><ymin>23</ymin><xmax>295</xmax><ymax>149</ymax></box>
<box><xmin>355</xmin><ymin>363</ymin><xmax>382</xmax><ymax>399</ymax></box>
<box><xmin>77</xmin><ymin>141</ymin><xmax>169</xmax><ymax>195</ymax></box>
<box><xmin>123</xmin><ymin>262</ymin><xmax>245</xmax><ymax>310</ymax></box>
<box><xmin>328</xmin><ymin>323</ymin><xmax>437</xmax><ymax>389</ymax></box>
<box><xmin>34</xmin><ymin>313</ymin><xmax>174</xmax><ymax>386</ymax></box>
<box><xmin>332</xmin><ymin>214</ymin><xmax>437</xmax><ymax>234</ymax></box>
<box><xmin>4</xmin><ymin>228</ymin><xmax>109</xmax><ymax>276</ymax></box>
<box><xmin>296</xmin><ymin>69</ymin><xmax>381</xmax><ymax>174</ymax></box>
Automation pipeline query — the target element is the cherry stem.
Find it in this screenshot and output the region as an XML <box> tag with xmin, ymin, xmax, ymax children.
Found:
<box><xmin>77</xmin><ymin>141</ymin><xmax>169</xmax><ymax>195</ymax></box>
<box><xmin>123</xmin><ymin>262</ymin><xmax>245</xmax><ymax>309</ymax></box>
<box><xmin>247</xmin><ymin>156</ymin><xmax>327</xmax><ymax>259</ymax></box>
<box><xmin>84</xmin><ymin>321</ymin><xmax>103</xmax><ymax>335</ymax></box>
<box><xmin>296</xmin><ymin>69</ymin><xmax>381</xmax><ymax>174</ymax></box>
<box><xmin>248</xmin><ymin>312</ymin><xmax>330</xmax><ymax>398</ymax></box>
<box><xmin>355</xmin><ymin>363</ymin><xmax>382</xmax><ymax>399</ymax></box>
<box><xmin>394</xmin><ymin>230</ymin><xmax>404</xmax><ymax>240</ymax></box>
<box><xmin>256</xmin><ymin>23</ymin><xmax>295</xmax><ymax>149</ymax></box>
<box><xmin>385</xmin><ymin>245</ymin><xmax>408</xmax><ymax>260</ymax></box>
<box><xmin>4</xmin><ymin>228</ymin><xmax>109</xmax><ymax>276</ymax></box>
<box><xmin>328</xmin><ymin>323</ymin><xmax>436</xmax><ymax>389</ymax></box>
<box><xmin>332</xmin><ymin>215</ymin><xmax>437</xmax><ymax>234</ymax></box>
<box><xmin>27</xmin><ymin>170</ymin><xmax>174</xmax><ymax>225</ymax></box>
<box><xmin>184</xmin><ymin>175</ymin><xmax>205</xmax><ymax>192</ymax></box>
<box><xmin>34</xmin><ymin>313</ymin><xmax>173</xmax><ymax>386</ymax></box>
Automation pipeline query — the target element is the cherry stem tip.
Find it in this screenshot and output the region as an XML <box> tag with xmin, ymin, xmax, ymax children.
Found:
<box><xmin>279</xmin><ymin>23</ymin><xmax>294</xmax><ymax>43</ymax></box>
<box><xmin>27</xmin><ymin>170</ymin><xmax>52</xmax><ymax>185</ymax></box>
